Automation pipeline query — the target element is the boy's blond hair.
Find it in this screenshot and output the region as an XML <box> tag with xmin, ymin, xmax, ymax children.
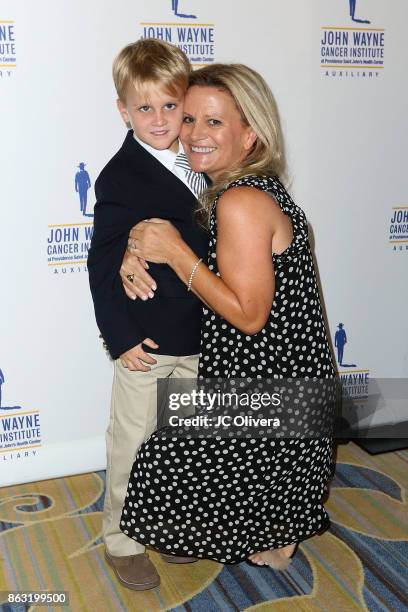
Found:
<box><xmin>113</xmin><ymin>38</ymin><xmax>191</xmax><ymax>101</ymax></box>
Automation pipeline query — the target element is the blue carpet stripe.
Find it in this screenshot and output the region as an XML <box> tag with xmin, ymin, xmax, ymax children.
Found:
<box><xmin>330</xmin><ymin>524</ymin><xmax>408</xmax><ymax>610</ymax></box>
<box><xmin>332</xmin><ymin>464</ymin><xmax>403</xmax><ymax>500</ymax></box>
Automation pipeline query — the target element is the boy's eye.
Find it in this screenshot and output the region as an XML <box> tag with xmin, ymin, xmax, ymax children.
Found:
<box><xmin>138</xmin><ymin>105</ymin><xmax>150</xmax><ymax>112</ymax></box>
<box><xmin>183</xmin><ymin>116</ymin><xmax>194</xmax><ymax>124</ymax></box>
<box><xmin>164</xmin><ymin>103</ymin><xmax>177</xmax><ymax>110</ymax></box>
<box><xmin>208</xmin><ymin>118</ymin><xmax>222</xmax><ymax>126</ymax></box>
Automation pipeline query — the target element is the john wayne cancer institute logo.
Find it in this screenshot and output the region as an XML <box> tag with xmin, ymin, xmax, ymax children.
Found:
<box><xmin>321</xmin><ymin>0</ymin><xmax>385</xmax><ymax>79</ymax></box>
<box><xmin>46</xmin><ymin>161</ymin><xmax>94</xmax><ymax>275</ymax></box>
<box><xmin>334</xmin><ymin>323</ymin><xmax>369</xmax><ymax>401</ymax></box>
<box><xmin>0</xmin><ymin>368</ymin><xmax>41</xmax><ymax>460</ymax></box>
<box><xmin>0</xmin><ymin>20</ymin><xmax>16</xmax><ymax>78</ymax></box>
<box><xmin>389</xmin><ymin>206</ymin><xmax>408</xmax><ymax>253</ymax></box>
<box><xmin>140</xmin><ymin>1</ymin><xmax>215</xmax><ymax>66</ymax></box>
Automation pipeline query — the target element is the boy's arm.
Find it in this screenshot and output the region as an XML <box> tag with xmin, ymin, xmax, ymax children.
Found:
<box><xmin>87</xmin><ymin>196</ymin><xmax>156</xmax><ymax>361</ymax></box>
<box><xmin>119</xmin><ymin>340</ymin><xmax>158</xmax><ymax>372</ymax></box>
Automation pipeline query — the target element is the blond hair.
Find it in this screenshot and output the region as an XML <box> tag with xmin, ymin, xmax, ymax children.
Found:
<box><xmin>189</xmin><ymin>64</ymin><xmax>286</xmax><ymax>221</ymax></box>
<box><xmin>113</xmin><ymin>38</ymin><xmax>191</xmax><ymax>101</ymax></box>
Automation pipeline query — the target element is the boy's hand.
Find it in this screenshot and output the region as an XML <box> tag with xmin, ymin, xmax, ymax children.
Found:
<box><xmin>120</xmin><ymin>338</ymin><xmax>159</xmax><ymax>372</ymax></box>
<box><xmin>120</xmin><ymin>250</ymin><xmax>157</xmax><ymax>301</ymax></box>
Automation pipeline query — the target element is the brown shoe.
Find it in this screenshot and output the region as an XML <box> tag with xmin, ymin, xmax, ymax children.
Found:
<box><xmin>160</xmin><ymin>553</ymin><xmax>198</xmax><ymax>564</ymax></box>
<box><xmin>105</xmin><ymin>550</ymin><xmax>160</xmax><ymax>590</ymax></box>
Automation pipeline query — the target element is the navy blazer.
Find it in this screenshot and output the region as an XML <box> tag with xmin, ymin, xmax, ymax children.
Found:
<box><xmin>87</xmin><ymin>131</ymin><xmax>209</xmax><ymax>359</ymax></box>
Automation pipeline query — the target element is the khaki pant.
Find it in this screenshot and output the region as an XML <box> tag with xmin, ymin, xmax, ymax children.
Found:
<box><xmin>103</xmin><ymin>353</ymin><xmax>199</xmax><ymax>556</ymax></box>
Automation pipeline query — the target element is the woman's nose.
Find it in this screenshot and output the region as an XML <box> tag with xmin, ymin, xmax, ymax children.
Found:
<box><xmin>189</xmin><ymin>120</ymin><xmax>207</xmax><ymax>141</ymax></box>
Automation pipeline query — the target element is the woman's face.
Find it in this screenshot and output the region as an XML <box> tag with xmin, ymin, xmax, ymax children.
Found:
<box><xmin>180</xmin><ymin>85</ymin><xmax>256</xmax><ymax>180</ymax></box>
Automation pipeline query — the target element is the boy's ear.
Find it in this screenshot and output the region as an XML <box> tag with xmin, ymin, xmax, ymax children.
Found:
<box><xmin>117</xmin><ymin>98</ymin><xmax>130</xmax><ymax>126</ymax></box>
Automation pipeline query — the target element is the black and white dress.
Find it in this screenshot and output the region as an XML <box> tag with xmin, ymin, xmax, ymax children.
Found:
<box><xmin>120</xmin><ymin>175</ymin><xmax>335</xmax><ymax>563</ymax></box>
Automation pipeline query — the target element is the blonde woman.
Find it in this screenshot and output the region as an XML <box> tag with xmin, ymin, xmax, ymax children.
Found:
<box><xmin>119</xmin><ymin>64</ymin><xmax>335</xmax><ymax>568</ymax></box>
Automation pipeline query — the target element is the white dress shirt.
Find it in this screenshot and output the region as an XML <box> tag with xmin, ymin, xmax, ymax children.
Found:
<box><xmin>133</xmin><ymin>134</ymin><xmax>198</xmax><ymax>197</ymax></box>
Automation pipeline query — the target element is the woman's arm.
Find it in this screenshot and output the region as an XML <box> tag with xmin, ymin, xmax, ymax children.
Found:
<box><xmin>131</xmin><ymin>187</ymin><xmax>292</xmax><ymax>334</ymax></box>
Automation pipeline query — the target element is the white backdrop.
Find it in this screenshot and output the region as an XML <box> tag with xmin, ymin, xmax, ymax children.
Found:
<box><xmin>1</xmin><ymin>0</ymin><xmax>407</xmax><ymax>486</ymax></box>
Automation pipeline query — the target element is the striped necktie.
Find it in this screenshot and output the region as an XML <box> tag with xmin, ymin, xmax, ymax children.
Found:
<box><xmin>174</xmin><ymin>151</ymin><xmax>207</xmax><ymax>197</ymax></box>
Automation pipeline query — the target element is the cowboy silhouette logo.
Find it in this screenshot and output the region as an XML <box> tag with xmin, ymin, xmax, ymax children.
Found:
<box><xmin>348</xmin><ymin>0</ymin><xmax>370</xmax><ymax>24</ymax></box>
<box><xmin>334</xmin><ymin>323</ymin><xmax>357</xmax><ymax>368</ymax></box>
<box><xmin>171</xmin><ymin>0</ymin><xmax>197</xmax><ymax>19</ymax></box>
<box><xmin>75</xmin><ymin>162</ymin><xmax>93</xmax><ymax>217</ymax></box>
<box><xmin>0</xmin><ymin>369</ymin><xmax>22</xmax><ymax>411</ymax></box>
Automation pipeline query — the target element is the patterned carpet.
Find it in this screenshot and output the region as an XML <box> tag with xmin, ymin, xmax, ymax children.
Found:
<box><xmin>1</xmin><ymin>442</ymin><xmax>407</xmax><ymax>611</ymax></box>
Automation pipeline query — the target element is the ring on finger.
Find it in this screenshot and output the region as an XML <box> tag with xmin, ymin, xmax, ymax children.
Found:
<box><xmin>126</xmin><ymin>274</ymin><xmax>135</xmax><ymax>283</ymax></box>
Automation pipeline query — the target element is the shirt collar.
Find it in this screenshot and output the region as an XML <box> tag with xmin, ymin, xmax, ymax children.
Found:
<box><xmin>133</xmin><ymin>133</ymin><xmax>181</xmax><ymax>172</ymax></box>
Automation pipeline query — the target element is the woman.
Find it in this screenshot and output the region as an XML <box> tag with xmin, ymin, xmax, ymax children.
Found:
<box><xmin>119</xmin><ymin>64</ymin><xmax>335</xmax><ymax>568</ymax></box>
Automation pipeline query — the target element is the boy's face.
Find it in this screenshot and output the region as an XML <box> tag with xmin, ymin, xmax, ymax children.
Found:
<box><xmin>117</xmin><ymin>83</ymin><xmax>184</xmax><ymax>153</ymax></box>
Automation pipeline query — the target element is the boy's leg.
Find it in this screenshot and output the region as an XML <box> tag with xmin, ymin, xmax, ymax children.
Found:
<box><xmin>172</xmin><ymin>354</ymin><xmax>199</xmax><ymax>381</ymax></box>
<box><xmin>103</xmin><ymin>354</ymin><xmax>177</xmax><ymax>557</ymax></box>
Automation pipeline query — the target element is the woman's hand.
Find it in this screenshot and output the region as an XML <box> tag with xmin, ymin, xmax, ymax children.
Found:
<box><xmin>120</xmin><ymin>250</ymin><xmax>157</xmax><ymax>301</ymax></box>
<box><xmin>128</xmin><ymin>218</ymin><xmax>184</xmax><ymax>265</ymax></box>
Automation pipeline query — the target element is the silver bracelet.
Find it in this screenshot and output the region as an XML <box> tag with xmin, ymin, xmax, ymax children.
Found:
<box><xmin>187</xmin><ymin>258</ymin><xmax>202</xmax><ymax>291</ymax></box>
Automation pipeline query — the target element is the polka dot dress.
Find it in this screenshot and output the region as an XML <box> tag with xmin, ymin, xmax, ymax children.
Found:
<box><xmin>120</xmin><ymin>175</ymin><xmax>335</xmax><ymax>563</ymax></box>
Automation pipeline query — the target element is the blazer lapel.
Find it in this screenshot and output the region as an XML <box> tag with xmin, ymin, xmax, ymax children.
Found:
<box><xmin>121</xmin><ymin>130</ymin><xmax>198</xmax><ymax>205</ymax></box>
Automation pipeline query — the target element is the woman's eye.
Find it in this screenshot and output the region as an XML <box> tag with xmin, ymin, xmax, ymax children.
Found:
<box><xmin>183</xmin><ymin>116</ymin><xmax>194</xmax><ymax>124</ymax></box>
<box><xmin>209</xmin><ymin>118</ymin><xmax>221</xmax><ymax>126</ymax></box>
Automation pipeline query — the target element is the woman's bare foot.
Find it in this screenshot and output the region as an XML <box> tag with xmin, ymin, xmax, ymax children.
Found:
<box><xmin>248</xmin><ymin>543</ymin><xmax>297</xmax><ymax>570</ymax></box>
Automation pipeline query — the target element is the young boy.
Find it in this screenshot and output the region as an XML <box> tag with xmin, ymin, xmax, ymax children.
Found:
<box><xmin>87</xmin><ymin>39</ymin><xmax>208</xmax><ymax>591</ymax></box>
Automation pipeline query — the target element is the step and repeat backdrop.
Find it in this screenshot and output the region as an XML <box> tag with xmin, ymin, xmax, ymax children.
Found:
<box><xmin>1</xmin><ymin>0</ymin><xmax>407</xmax><ymax>486</ymax></box>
